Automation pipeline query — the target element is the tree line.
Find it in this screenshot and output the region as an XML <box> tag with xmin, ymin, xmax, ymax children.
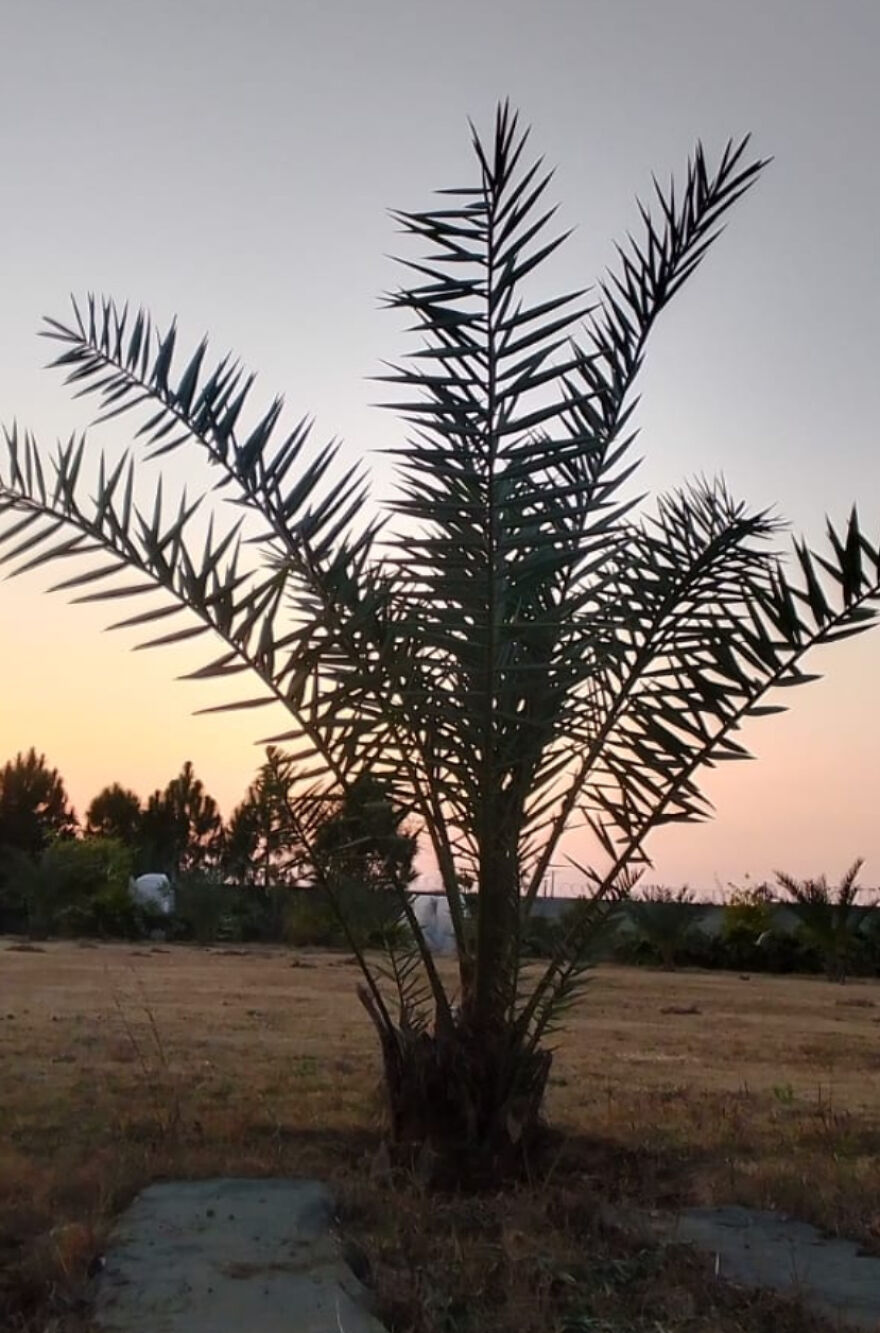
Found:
<box><xmin>0</xmin><ymin>747</ymin><xmax>417</xmax><ymax>940</ymax></box>
<box><xmin>1</xmin><ymin>747</ymin><xmax>875</xmax><ymax>981</ymax></box>
<box><xmin>527</xmin><ymin>877</ymin><xmax>880</xmax><ymax>983</ymax></box>
<box><xmin>1</xmin><ymin>746</ymin><xmax>277</xmax><ymax>880</ymax></box>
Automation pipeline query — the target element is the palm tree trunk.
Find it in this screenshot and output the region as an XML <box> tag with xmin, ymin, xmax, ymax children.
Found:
<box><xmin>469</xmin><ymin>836</ymin><xmax>519</xmax><ymax>1036</ymax></box>
<box><xmin>358</xmin><ymin>827</ymin><xmax>551</xmax><ymax>1180</ymax></box>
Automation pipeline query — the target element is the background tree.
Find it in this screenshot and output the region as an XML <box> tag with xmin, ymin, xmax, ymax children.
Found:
<box><xmin>0</xmin><ymin>749</ymin><xmax>77</xmax><ymax>860</ymax></box>
<box><xmin>313</xmin><ymin>773</ymin><xmax>418</xmax><ymax>895</ymax></box>
<box><xmin>309</xmin><ymin>773</ymin><xmax>419</xmax><ymax>948</ymax></box>
<box><xmin>138</xmin><ymin>761</ymin><xmax>223</xmax><ymax>877</ymax></box>
<box><xmin>775</xmin><ymin>860</ymin><xmax>872</xmax><ymax>982</ymax></box>
<box><xmin>224</xmin><ymin>747</ymin><xmax>303</xmax><ymax>888</ymax></box>
<box><xmin>137</xmin><ymin>790</ymin><xmax>184</xmax><ymax>877</ymax></box>
<box><xmin>6</xmin><ymin>836</ymin><xmax>134</xmax><ymax>938</ymax></box>
<box><xmin>85</xmin><ymin>782</ymin><xmax>142</xmax><ymax>848</ymax></box>
<box><xmin>2</xmin><ymin>105</ymin><xmax>880</xmax><ymax>1168</ymax></box>
<box><xmin>721</xmin><ymin>879</ymin><xmax>776</xmax><ymax>968</ymax></box>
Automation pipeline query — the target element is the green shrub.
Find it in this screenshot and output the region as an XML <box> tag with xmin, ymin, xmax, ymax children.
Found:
<box><xmin>760</xmin><ymin>928</ymin><xmax>822</xmax><ymax>975</ymax></box>
<box><xmin>0</xmin><ymin>851</ymin><xmax>29</xmax><ymax>933</ymax></box>
<box><xmin>723</xmin><ymin>881</ymin><xmax>774</xmax><ymax>940</ymax></box>
<box><xmin>775</xmin><ymin>862</ymin><xmax>874</xmax><ymax>982</ymax></box>
<box><xmin>679</xmin><ymin>929</ymin><xmax>728</xmax><ymax>970</ymax></box>
<box><xmin>283</xmin><ymin>884</ymin><xmax>409</xmax><ymax>950</ymax></box>
<box><xmin>5</xmin><ymin>837</ymin><xmax>136</xmax><ymax>937</ymax></box>
<box><xmin>226</xmin><ymin>885</ymin><xmax>291</xmax><ymax>942</ymax></box>
<box><xmin>611</xmin><ymin>924</ymin><xmax>721</xmax><ymax>970</ymax></box>
<box><xmin>62</xmin><ymin>881</ymin><xmax>148</xmax><ymax>939</ymax></box>
<box><xmin>283</xmin><ymin>889</ymin><xmax>340</xmax><ymax>947</ymax></box>
<box><xmin>173</xmin><ymin>874</ymin><xmax>237</xmax><ymax>943</ymax></box>
<box><xmin>340</xmin><ymin>882</ymin><xmax>399</xmax><ymax>948</ymax></box>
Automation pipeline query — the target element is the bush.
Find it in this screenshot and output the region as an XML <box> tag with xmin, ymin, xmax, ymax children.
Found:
<box><xmin>2</xmin><ymin>837</ymin><xmax>139</xmax><ymax>937</ymax></box>
<box><xmin>858</xmin><ymin>912</ymin><xmax>880</xmax><ymax>975</ymax></box>
<box><xmin>761</xmin><ymin>928</ymin><xmax>823</xmax><ymax>975</ymax></box>
<box><xmin>283</xmin><ymin>889</ymin><xmax>339</xmax><ymax>948</ymax></box>
<box><xmin>338</xmin><ymin>883</ymin><xmax>404</xmax><ymax>949</ymax></box>
<box><xmin>719</xmin><ymin>920</ymin><xmax>768</xmax><ymax>971</ymax></box>
<box><xmin>627</xmin><ymin>887</ymin><xmax>701</xmax><ymax>969</ymax></box>
<box><xmin>723</xmin><ymin>882</ymin><xmax>773</xmax><ymax>942</ymax></box>
<box><xmin>62</xmin><ymin>880</ymin><xmax>147</xmax><ymax>938</ymax></box>
<box><xmin>226</xmin><ymin>885</ymin><xmax>292</xmax><ymax>942</ymax></box>
<box><xmin>716</xmin><ymin>883</ymin><xmax>820</xmax><ymax>974</ymax></box>
<box><xmin>283</xmin><ymin>884</ymin><xmax>410</xmax><ymax>950</ymax></box>
<box><xmin>0</xmin><ymin>852</ymin><xmax>29</xmax><ymax>933</ymax></box>
<box><xmin>775</xmin><ymin>862</ymin><xmax>874</xmax><ymax>982</ymax></box>
<box><xmin>165</xmin><ymin>880</ymin><xmax>308</xmax><ymax>944</ymax></box>
<box><xmin>173</xmin><ymin>874</ymin><xmax>237</xmax><ymax>943</ymax></box>
<box><xmin>609</xmin><ymin>924</ymin><xmax>719</xmax><ymax>970</ymax></box>
<box><xmin>520</xmin><ymin>913</ymin><xmax>562</xmax><ymax>959</ymax></box>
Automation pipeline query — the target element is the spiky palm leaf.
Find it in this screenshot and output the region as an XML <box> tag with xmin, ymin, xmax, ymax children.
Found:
<box><xmin>2</xmin><ymin>103</ymin><xmax>879</xmax><ymax>1144</ymax></box>
<box><xmin>775</xmin><ymin>858</ymin><xmax>873</xmax><ymax>981</ymax></box>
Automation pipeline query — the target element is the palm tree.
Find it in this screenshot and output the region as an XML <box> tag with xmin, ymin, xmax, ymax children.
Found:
<box><xmin>2</xmin><ymin>104</ymin><xmax>879</xmax><ymax>1166</ymax></box>
<box><xmin>775</xmin><ymin>860</ymin><xmax>872</xmax><ymax>982</ymax></box>
<box><xmin>630</xmin><ymin>886</ymin><xmax>699</xmax><ymax>970</ymax></box>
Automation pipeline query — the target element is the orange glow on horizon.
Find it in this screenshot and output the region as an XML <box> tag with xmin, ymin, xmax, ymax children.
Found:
<box><xmin>3</xmin><ymin>571</ymin><xmax>878</xmax><ymax>895</ymax></box>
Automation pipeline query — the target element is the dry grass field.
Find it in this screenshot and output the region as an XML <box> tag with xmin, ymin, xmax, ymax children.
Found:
<box><xmin>2</xmin><ymin>939</ymin><xmax>879</xmax><ymax>1331</ymax></box>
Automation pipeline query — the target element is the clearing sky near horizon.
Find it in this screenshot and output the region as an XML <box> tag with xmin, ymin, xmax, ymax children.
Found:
<box><xmin>0</xmin><ymin>0</ymin><xmax>877</xmax><ymax>891</ymax></box>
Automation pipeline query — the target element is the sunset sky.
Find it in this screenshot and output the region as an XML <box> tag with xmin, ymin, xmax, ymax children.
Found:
<box><xmin>1</xmin><ymin>0</ymin><xmax>878</xmax><ymax>894</ymax></box>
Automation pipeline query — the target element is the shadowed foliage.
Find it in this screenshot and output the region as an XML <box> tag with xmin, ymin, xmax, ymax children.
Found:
<box><xmin>223</xmin><ymin>746</ymin><xmax>305</xmax><ymax>888</ymax></box>
<box><xmin>775</xmin><ymin>860</ymin><xmax>873</xmax><ymax>982</ymax></box>
<box><xmin>138</xmin><ymin>761</ymin><xmax>224</xmax><ymax>878</ymax></box>
<box><xmin>630</xmin><ymin>886</ymin><xmax>700</xmax><ymax>970</ymax></box>
<box><xmin>85</xmin><ymin>782</ymin><xmax>142</xmax><ymax>847</ymax></box>
<box><xmin>313</xmin><ymin>774</ymin><xmax>418</xmax><ymax>896</ymax></box>
<box><xmin>2</xmin><ymin>103</ymin><xmax>879</xmax><ymax>1167</ymax></box>
<box><xmin>0</xmin><ymin>748</ymin><xmax>77</xmax><ymax>860</ymax></box>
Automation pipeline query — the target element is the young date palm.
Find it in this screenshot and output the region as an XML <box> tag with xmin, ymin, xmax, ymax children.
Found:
<box><xmin>2</xmin><ymin>104</ymin><xmax>879</xmax><ymax>1165</ymax></box>
<box><xmin>775</xmin><ymin>860</ymin><xmax>872</xmax><ymax>982</ymax></box>
<box><xmin>630</xmin><ymin>886</ymin><xmax>700</xmax><ymax>970</ymax></box>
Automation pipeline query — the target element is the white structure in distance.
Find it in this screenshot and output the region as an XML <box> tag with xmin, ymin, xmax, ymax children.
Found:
<box><xmin>411</xmin><ymin>893</ymin><xmax>457</xmax><ymax>955</ymax></box>
<box><xmin>129</xmin><ymin>873</ymin><xmax>175</xmax><ymax>916</ymax></box>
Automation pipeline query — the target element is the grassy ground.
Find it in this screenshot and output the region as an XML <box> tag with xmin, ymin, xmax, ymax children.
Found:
<box><xmin>2</xmin><ymin>939</ymin><xmax>879</xmax><ymax>1331</ymax></box>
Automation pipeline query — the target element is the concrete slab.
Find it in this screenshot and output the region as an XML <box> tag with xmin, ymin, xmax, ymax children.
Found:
<box><xmin>94</xmin><ymin>1178</ymin><xmax>387</xmax><ymax>1333</ymax></box>
<box><xmin>668</xmin><ymin>1205</ymin><xmax>880</xmax><ymax>1331</ymax></box>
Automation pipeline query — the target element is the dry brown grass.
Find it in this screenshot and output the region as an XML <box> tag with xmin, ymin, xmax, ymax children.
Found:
<box><xmin>2</xmin><ymin>940</ymin><xmax>879</xmax><ymax>1331</ymax></box>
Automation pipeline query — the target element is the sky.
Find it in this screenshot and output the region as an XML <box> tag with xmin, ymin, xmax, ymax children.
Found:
<box><xmin>0</xmin><ymin>0</ymin><xmax>878</xmax><ymax>894</ymax></box>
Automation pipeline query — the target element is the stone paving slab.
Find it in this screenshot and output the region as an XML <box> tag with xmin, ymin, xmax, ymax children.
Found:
<box><xmin>668</xmin><ymin>1205</ymin><xmax>880</xmax><ymax>1331</ymax></box>
<box><xmin>94</xmin><ymin>1178</ymin><xmax>387</xmax><ymax>1333</ymax></box>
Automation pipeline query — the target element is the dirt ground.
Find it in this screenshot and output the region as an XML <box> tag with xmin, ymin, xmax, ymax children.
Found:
<box><xmin>2</xmin><ymin>940</ymin><xmax>879</xmax><ymax>1331</ymax></box>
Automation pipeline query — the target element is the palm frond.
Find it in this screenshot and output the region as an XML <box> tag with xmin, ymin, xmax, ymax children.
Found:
<box><xmin>376</xmin><ymin>913</ymin><xmax>435</xmax><ymax>1036</ymax></box>
<box><xmin>43</xmin><ymin>294</ymin><xmax>374</xmax><ymax>569</ymax></box>
<box><xmin>519</xmin><ymin>506</ymin><xmax>880</xmax><ymax>1034</ymax></box>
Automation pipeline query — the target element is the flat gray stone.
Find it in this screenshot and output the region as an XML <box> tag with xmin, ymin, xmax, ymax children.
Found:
<box><xmin>94</xmin><ymin>1178</ymin><xmax>387</xmax><ymax>1333</ymax></box>
<box><xmin>669</xmin><ymin>1205</ymin><xmax>880</xmax><ymax>1331</ymax></box>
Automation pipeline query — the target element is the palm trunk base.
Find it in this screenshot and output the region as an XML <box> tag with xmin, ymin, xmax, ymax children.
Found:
<box><xmin>360</xmin><ymin>994</ymin><xmax>552</xmax><ymax>1185</ymax></box>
